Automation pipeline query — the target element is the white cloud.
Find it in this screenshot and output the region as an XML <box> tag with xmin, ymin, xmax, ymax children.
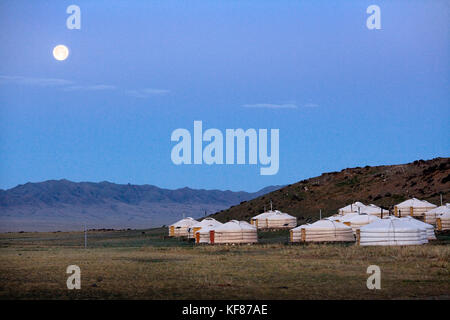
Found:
<box><xmin>0</xmin><ymin>75</ymin><xmax>72</xmax><ymax>86</ymax></box>
<box><xmin>242</xmin><ymin>103</ymin><xmax>298</xmax><ymax>109</ymax></box>
<box><xmin>125</xmin><ymin>88</ymin><xmax>170</xmax><ymax>98</ymax></box>
<box><xmin>63</xmin><ymin>84</ymin><xmax>117</xmax><ymax>91</ymax></box>
<box><xmin>0</xmin><ymin>75</ymin><xmax>171</xmax><ymax>99</ymax></box>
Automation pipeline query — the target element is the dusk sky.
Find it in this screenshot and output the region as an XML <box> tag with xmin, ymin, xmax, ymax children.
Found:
<box><xmin>0</xmin><ymin>0</ymin><xmax>449</xmax><ymax>192</ymax></box>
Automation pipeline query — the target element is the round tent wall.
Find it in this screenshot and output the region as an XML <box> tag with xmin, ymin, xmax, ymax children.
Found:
<box><xmin>436</xmin><ymin>212</ymin><xmax>450</xmax><ymax>231</ymax></box>
<box><xmin>251</xmin><ymin>211</ymin><xmax>277</xmax><ymax>228</ymax></box>
<box><xmin>290</xmin><ymin>220</ymin><xmax>354</xmax><ymax>243</ymax></box>
<box><xmin>425</xmin><ymin>205</ymin><xmax>450</xmax><ymax>225</ymax></box>
<box><xmin>265</xmin><ymin>211</ymin><xmax>297</xmax><ymax>229</ymax></box>
<box><xmin>195</xmin><ymin>224</ymin><xmax>222</xmax><ymax>244</ymax></box>
<box><xmin>394</xmin><ymin>198</ymin><xmax>437</xmax><ymax>219</ymax></box>
<box><xmin>359</xmin><ymin>217</ymin><xmax>426</xmax><ymax>246</ymax></box>
<box><xmin>168</xmin><ymin>217</ymin><xmax>198</xmax><ymax>237</ymax></box>
<box><xmin>187</xmin><ymin>217</ymin><xmax>222</xmax><ymax>239</ymax></box>
<box><xmin>212</xmin><ymin>220</ymin><xmax>258</xmax><ymax>244</ymax></box>
<box><xmin>399</xmin><ymin>217</ymin><xmax>436</xmax><ymax>240</ymax></box>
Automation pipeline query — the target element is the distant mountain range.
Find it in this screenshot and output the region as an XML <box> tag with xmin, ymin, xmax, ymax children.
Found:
<box><xmin>210</xmin><ymin>157</ymin><xmax>450</xmax><ymax>223</ymax></box>
<box><xmin>0</xmin><ymin>180</ymin><xmax>282</xmax><ymax>232</ymax></box>
<box><xmin>2</xmin><ymin>157</ymin><xmax>448</xmax><ymax>232</ymax></box>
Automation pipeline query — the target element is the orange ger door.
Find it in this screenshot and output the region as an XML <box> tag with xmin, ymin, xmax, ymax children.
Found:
<box><xmin>195</xmin><ymin>231</ymin><xmax>200</xmax><ymax>243</ymax></box>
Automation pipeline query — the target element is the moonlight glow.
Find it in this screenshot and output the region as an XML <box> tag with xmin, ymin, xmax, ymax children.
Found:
<box><xmin>53</xmin><ymin>45</ymin><xmax>69</xmax><ymax>61</ymax></box>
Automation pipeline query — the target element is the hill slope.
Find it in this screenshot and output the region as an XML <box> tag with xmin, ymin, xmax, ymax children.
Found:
<box><xmin>0</xmin><ymin>180</ymin><xmax>282</xmax><ymax>232</ymax></box>
<box><xmin>210</xmin><ymin>157</ymin><xmax>450</xmax><ymax>223</ymax></box>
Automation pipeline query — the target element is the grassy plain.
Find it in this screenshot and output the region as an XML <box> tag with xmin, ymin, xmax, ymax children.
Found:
<box><xmin>0</xmin><ymin>228</ymin><xmax>449</xmax><ymax>299</ymax></box>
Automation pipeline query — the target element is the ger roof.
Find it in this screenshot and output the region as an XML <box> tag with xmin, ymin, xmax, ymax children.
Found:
<box><xmin>191</xmin><ymin>217</ymin><xmax>222</xmax><ymax>228</ymax></box>
<box><xmin>292</xmin><ymin>219</ymin><xmax>351</xmax><ymax>231</ymax></box>
<box><xmin>339</xmin><ymin>202</ymin><xmax>366</xmax><ymax>212</ymax></box>
<box><xmin>214</xmin><ymin>220</ymin><xmax>257</xmax><ymax>232</ymax></box>
<box><xmin>395</xmin><ymin>198</ymin><xmax>437</xmax><ymax>208</ymax></box>
<box><xmin>426</xmin><ymin>205</ymin><xmax>450</xmax><ymax>215</ymax></box>
<box><xmin>360</xmin><ymin>216</ymin><xmax>420</xmax><ymax>233</ymax></box>
<box><xmin>170</xmin><ymin>217</ymin><xmax>198</xmax><ymax>227</ymax></box>
<box><xmin>266</xmin><ymin>211</ymin><xmax>296</xmax><ymax>220</ymax></box>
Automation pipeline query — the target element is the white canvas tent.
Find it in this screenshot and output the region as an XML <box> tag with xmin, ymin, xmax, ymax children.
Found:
<box><xmin>290</xmin><ymin>220</ymin><xmax>354</xmax><ymax>242</ymax></box>
<box><xmin>240</xmin><ymin>221</ymin><xmax>256</xmax><ymax>228</ymax></box>
<box><xmin>211</xmin><ymin>220</ymin><xmax>258</xmax><ymax>244</ymax></box>
<box><xmin>250</xmin><ymin>211</ymin><xmax>277</xmax><ymax>228</ymax></box>
<box><xmin>338</xmin><ymin>202</ymin><xmax>366</xmax><ymax>215</ymax></box>
<box><xmin>394</xmin><ymin>198</ymin><xmax>436</xmax><ymax>219</ymax></box>
<box><xmin>436</xmin><ymin>211</ymin><xmax>450</xmax><ymax>231</ymax></box>
<box><xmin>196</xmin><ymin>224</ymin><xmax>219</xmax><ymax>244</ymax></box>
<box><xmin>187</xmin><ymin>217</ymin><xmax>222</xmax><ymax>239</ymax></box>
<box><xmin>168</xmin><ymin>217</ymin><xmax>198</xmax><ymax>237</ymax></box>
<box><xmin>359</xmin><ymin>217</ymin><xmax>427</xmax><ymax>246</ymax></box>
<box><xmin>399</xmin><ymin>217</ymin><xmax>436</xmax><ymax>240</ymax></box>
<box><xmin>324</xmin><ymin>215</ymin><xmax>342</xmax><ymax>222</ymax></box>
<box><xmin>347</xmin><ymin>214</ymin><xmax>380</xmax><ymax>233</ymax></box>
<box><xmin>265</xmin><ymin>211</ymin><xmax>297</xmax><ymax>229</ymax></box>
<box><xmin>361</xmin><ymin>204</ymin><xmax>389</xmax><ymax>218</ymax></box>
<box><xmin>339</xmin><ymin>213</ymin><xmax>359</xmax><ymax>225</ymax></box>
<box><xmin>424</xmin><ymin>205</ymin><xmax>450</xmax><ymax>225</ymax></box>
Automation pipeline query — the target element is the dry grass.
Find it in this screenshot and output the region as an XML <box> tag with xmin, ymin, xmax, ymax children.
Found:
<box><xmin>0</xmin><ymin>229</ymin><xmax>449</xmax><ymax>299</ymax></box>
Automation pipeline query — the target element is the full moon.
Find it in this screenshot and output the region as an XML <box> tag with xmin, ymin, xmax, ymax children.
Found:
<box><xmin>53</xmin><ymin>45</ymin><xmax>69</xmax><ymax>61</ymax></box>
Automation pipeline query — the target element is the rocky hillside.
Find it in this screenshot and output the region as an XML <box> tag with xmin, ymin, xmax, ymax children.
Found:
<box><xmin>210</xmin><ymin>157</ymin><xmax>450</xmax><ymax>223</ymax></box>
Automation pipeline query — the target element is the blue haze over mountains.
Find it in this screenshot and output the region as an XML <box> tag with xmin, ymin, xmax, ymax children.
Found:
<box><xmin>0</xmin><ymin>180</ymin><xmax>282</xmax><ymax>231</ymax></box>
